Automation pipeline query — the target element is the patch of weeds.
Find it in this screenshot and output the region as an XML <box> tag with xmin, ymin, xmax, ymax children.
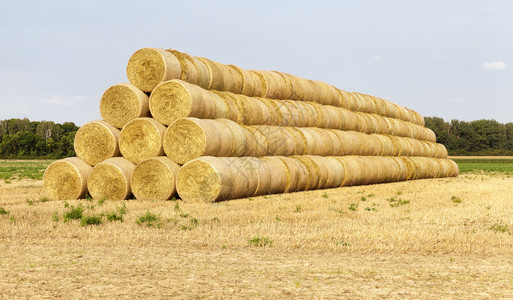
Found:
<box><xmin>180</xmin><ymin>218</ymin><xmax>199</xmax><ymax>231</ymax></box>
<box><xmin>361</xmin><ymin>196</ymin><xmax>367</xmax><ymax>201</ymax></box>
<box><xmin>396</xmin><ymin>191</ymin><xmax>403</xmax><ymax>195</ymax></box>
<box><xmin>97</xmin><ymin>198</ymin><xmax>106</xmax><ymax>205</ymax></box>
<box><xmin>63</xmin><ymin>204</ymin><xmax>83</xmax><ymax>222</ymax></box>
<box><xmin>211</xmin><ymin>217</ymin><xmax>220</xmax><ymax>222</ymax></box>
<box><xmin>39</xmin><ymin>197</ymin><xmax>49</xmax><ymax>203</ymax></box>
<box><xmin>80</xmin><ymin>215</ymin><xmax>103</xmax><ymax>226</ymax></box>
<box><xmin>64</xmin><ymin>201</ymin><xmax>70</xmax><ymax>208</ymax></box>
<box><xmin>387</xmin><ymin>197</ymin><xmax>410</xmax><ymax>207</ymax></box>
<box><xmin>179</xmin><ymin>213</ymin><xmax>190</xmax><ymax>218</ymax></box>
<box><xmin>26</xmin><ymin>199</ymin><xmax>34</xmax><ymax>206</ymax></box>
<box><xmin>486</xmin><ymin>205</ymin><xmax>492</xmax><ymax>210</ymax></box>
<box><xmin>294</xmin><ymin>280</ymin><xmax>301</xmax><ymax>287</ymax></box>
<box><xmin>248</xmin><ymin>197</ymin><xmax>255</xmax><ymax>201</ymax></box>
<box><xmin>329</xmin><ymin>207</ymin><xmax>344</xmax><ymax>214</ymax></box>
<box><xmin>365</xmin><ymin>207</ymin><xmax>376</xmax><ymax>211</ymax></box>
<box><xmin>322</xmin><ymin>192</ymin><xmax>329</xmax><ymax>199</ymax></box>
<box><xmin>9</xmin><ymin>215</ymin><xmax>15</xmax><ymax>223</ymax></box>
<box><xmin>275</xmin><ymin>215</ymin><xmax>282</xmax><ymax>222</ymax></box>
<box><xmin>349</xmin><ymin>203</ymin><xmax>358</xmax><ymax>211</ymax></box>
<box><xmin>105</xmin><ymin>204</ymin><xmax>127</xmax><ymax>222</ymax></box>
<box><xmin>295</xmin><ymin>205</ymin><xmax>302</xmax><ymax>213</ymax></box>
<box><xmin>490</xmin><ymin>223</ymin><xmax>509</xmax><ymax>233</ymax></box>
<box><xmin>451</xmin><ymin>196</ymin><xmax>462</xmax><ymax>203</ymax></box>
<box><xmin>367</xmin><ymin>193</ymin><xmax>375</xmax><ymax>198</ymax></box>
<box><xmin>4</xmin><ymin>180</ymin><xmax>11</xmax><ymax>184</ymax></box>
<box><xmin>84</xmin><ymin>194</ymin><xmax>93</xmax><ymax>202</ymax></box>
<box><xmin>136</xmin><ymin>211</ymin><xmax>160</xmax><ymax>227</ymax></box>
<box><xmin>52</xmin><ymin>211</ymin><xmax>60</xmax><ymax>222</ymax></box>
<box><xmin>248</xmin><ymin>236</ymin><xmax>273</xmax><ymax>247</ymax></box>
<box><xmin>174</xmin><ymin>202</ymin><xmax>180</xmax><ymax>211</ymax></box>
<box><xmin>0</xmin><ymin>206</ymin><xmax>9</xmax><ymax>215</ymax></box>
<box><xmin>337</xmin><ymin>240</ymin><xmax>351</xmax><ymax>246</ymax></box>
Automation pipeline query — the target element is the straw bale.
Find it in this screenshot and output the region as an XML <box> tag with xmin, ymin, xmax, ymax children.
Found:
<box><xmin>234</xmin><ymin>95</ymin><xmax>263</xmax><ymax>125</ymax></box>
<box><xmin>164</xmin><ymin>118</ymin><xmax>232</xmax><ymax>164</ymax></box>
<box><xmin>277</xmin><ymin>156</ymin><xmax>309</xmax><ymax>192</ymax></box>
<box><xmin>226</xmin><ymin>65</ymin><xmax>244</xmax><ymax>94</ymax></box>
<box><xmin>74</xmin><ymin>120</ymin><xmax>120</xmax><ymax>166</ymax></box>
<box><xmin>310</xmin><ymin>102</ymin><xmax>328</xmax><ymax>128</ymax></box>
<box><xmin>275</xmin><ymin>71</ymin><xmax>294</xmax><ymax>100</ymax></box>
<box><xmin>324</xmin><ymin>157</ymin><xmax>346</xmax><ymax>188</ymax></box>
<box><xmin>149</xmin><ymin>79</ymin><xmax>206</xmax><ymax>125</ymax></box>
<box><xmin>252</xmin><ymin>98</ymin><xmax>273</xmax><ymax>125</ymax></box>
<box><xmin>288</xmin><ymin>75</ymin><xmax>305</xmax><ymax>101</ymax></box>
<box><xmin>196</xmin><ymin>57</ymin><xmax>224</xmax><ymax>90</ymax></box>
<box><xmin>244</xmin><ymin>126</ymin><xmax>268</xmax><ymax>157</ymax></box>
<box><xmin>262</xmin><ymin>157</ymin><xmax>288</xmax><ymax>194</ymax></box>
<box><xmin>281</xmin><ymin>101</ymin><xmax>301</xmax><ymax>127</ymax></box>
<box><xmin>330</xmin><ymin>130</ymin><xmax>358</xmax><ymax>155</ymax></box>
<box><xmin>167</xmin><ymin>50</ymin><xmax>199</xmax><ymax>85</ymax></box>
<box><xmin>253</xmin><ymin>125</ymin><xmax>295</xmax><ymax>156</ymax></box>
<box><xmin>337</xmin><ymin>156</ymin><xmax>366</xmax><ymax>186</ymax></box>
<box><xmin>87</xmin><ymin>157</ymin><xmax>136</xmax><ymax>200</ymax></box>
<box><xmin>248</xmin><ymin>71</ymin><xmax>264</xmax><ymax>97</ymax></box>
<box><xmin>435</xmin><ymin>143</ymin><xmax>448</xmax><ymax>158</ymax></box>
<box><xmin>214</xmin><ymin>62</ymin><xmax>235</xmax><ymax>92</ymax></box>
<box><xmin>190</xmin><ymin>56</ymin><xmax>210</xmax><ymax>89</ymax></box>
<box><xmin>126</xmin><ymin>48</ymin><xmax>181</xmax><ymax>92</ymax></box>
<box><xmin>315</xmin><ymin>128</ymin><xmax>340</xmax><ymax>156</ymax></box>
<box><xmin>176</xmin><ymin>156</ymin><xmax>234</xmax><ymax>202</ymax></box>
<box><xmin>99</xmin><ymin>83</ymin><xmax>150</xmax><ymax>129</ymax></box>
<box><xmin>284</xmin><ymin>127</ymin><xmax>306</xmax><ymax>155</ymax></box>
<box><xmin>338</xmin><ymin>90</ymin><xmax>352</xmax><ymax>110</ymax></box>
<box><xmin>292</xmin><ymin>156</ymin><xmax>320</xmax><ymax>190</ymax></box>
<box><xmin>216</xmin><ymin>118</ymin><xmax>247</xmax><ymax>156</ymax></box>
<box><xmin>372</xmin><ymin>96</ymin><xmax>387</xmax><ymax>117</ymax></box>
<box><xmin>389</xmin><ymin>157</ymin><xmax>408</xmax><ymax>182</ymax></box>
<box><xmin>308</xmin><ymin>156</ymin><xmax>331</xmax><ymax>189</ymax></box>
<box><xmin>426</xmin><ymin>128</ymin><xmax>437</xmax><ymax>142</ymax></box>
<box><xmin>325</xmin><ymin>106</ymin><xmax>343</xmax><ymax>130</ymax></box>
<box><xmin>256</xmin><ymin>97</ymin><xmax>281</xmax><ymax>125</ymax></box>
<box><xmin>43</xmin><ymin>157</ymin><xmax>92</xmax><ymax>200</ymax></box>
<box><xmin>274</xmin><ymin>100</ymin><xmax>292</xmax><ymax>126</ymax></box>
<box><xmin>211</xmin><ymin>90</ymin><xmax>239</xmax><ymax>122</ymax></box>
<box><xmin>372</xmin><ymin>134</ymin><xmax>393</xmax><ymax>156</ymax></box>
<box><xmin>301</xmin><ymin>102</ymin><xmax>320</xmax><ymax>127</ymax></box>
<box><xmin>239</xmin><ymin>68</ymin><xmax>255</xmax><ymax>96</ymax></box>
<box><xmin>361</xmin><ymin>158</ymin><xmax>378</xmax><ymax>185</ymax></box>
<box><xmin>355</xmin><ymin>113</ymin><xmax>370</xmax><ymax>134</ymax></box>
<box><xmin>376</xmin><ymin>157</ymin><xmax>394</xmax><ymax>183</ymax></box>
<box><xmin>336</xmin><ymin>107</ymin><xmax>356</xmax><ymax>131</ymax></box>
<box><xmin>288</xmin><ymin>101</ymin><xmax>310</xmax><ymax>127</ymax></box>
<box><xmin>119</xmin><ymin>117</ymin><xmax>166</xmax><ymax>164</ymax></box>
<box><xmin>447</xmin><ymin>159</ymin><xmax>459</xmax><ymax>177</ymax></box>
<box><xmin>131</xmin><ymin>156</ymin><xmax>180</xmax><ymax>200</ymax></box>
<box><xmin>249</xmin><ymin>70</ymin><xmax>268</xmax><ymax>98</ymax></box>
<box><xmin>246</xmin><ymin>157</ymin><xmax>272</xmax><ymax>196</ymax></box>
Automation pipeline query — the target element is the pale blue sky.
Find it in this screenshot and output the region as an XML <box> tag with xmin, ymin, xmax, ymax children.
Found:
<box><xmin>0</xmin><ymin>0</ymin><xmax>511</xmax><ymax>125</ymax></box>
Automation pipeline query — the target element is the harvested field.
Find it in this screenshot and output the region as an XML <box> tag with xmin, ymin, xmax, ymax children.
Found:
<box><xmin>2</xmin><ymin>159</ymin><xmax>513</xmax><ymax>298</ymax></box>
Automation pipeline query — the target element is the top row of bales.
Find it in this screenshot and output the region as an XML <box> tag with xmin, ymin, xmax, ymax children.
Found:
<box><xmin>126</xmin><ymin>48</ymin><xmax>425</xmax><ymax>126</ymax></box>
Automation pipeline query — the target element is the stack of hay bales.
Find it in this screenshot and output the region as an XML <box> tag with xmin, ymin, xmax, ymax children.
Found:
<box><xmin>43</xmin><ymin>47</ymin><xmax>458</xmax><ymax>202</ymax></box>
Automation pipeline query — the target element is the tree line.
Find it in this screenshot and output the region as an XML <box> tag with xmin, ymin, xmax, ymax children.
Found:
<box><xmin>1</xmin><ymin>117</ymin><xmax>512</xmax><ymax>158</ymax></box>
<box><xmin>0</xmin><ymin>118</ymin><xmax>78</xmax><ymax>158</ymax></box>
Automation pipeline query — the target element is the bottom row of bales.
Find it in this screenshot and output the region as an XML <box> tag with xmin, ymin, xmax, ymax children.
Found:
<box><xmin>43</xmin><ymin>155</ymin><xmax>459</xmax><ymax>202</ymax></box>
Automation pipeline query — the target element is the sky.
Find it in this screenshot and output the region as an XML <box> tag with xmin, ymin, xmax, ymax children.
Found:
<box><xmin>0</xmin><ymin>0</ymin><xmax>511</xmax><ymax>126</ymax></box>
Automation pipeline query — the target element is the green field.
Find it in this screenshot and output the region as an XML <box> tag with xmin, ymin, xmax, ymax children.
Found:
<box><xmin>453</xmin><ymin>158</ymin><xmax>513</xmax><ymax>174</ymax></box>
<box><xmin>0</xmin><ymin>159</ymin><xmax>54</xmax><ymax>182</ymax></box>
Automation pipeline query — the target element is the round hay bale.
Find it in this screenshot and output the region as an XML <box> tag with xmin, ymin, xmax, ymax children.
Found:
<box><xmin>235</xmin><ymin>95</ymin><xmax>263</xmax><ymax>125</ymax></box>
<box><xmin>217</xmin><ymin>119</ymin><xmax>248</xmax><ymax>157</ymax></box>
<box><xmin>149</xmin><ymin>79</ymin><xmax>207</xmax><ymax>126</ymax></box>
<box><xmin>324</xmin><ymin>157</ymin><xmax>346</xmax><ymax>188</ymax></box>
<box><xmin>226</xmin><ymin>65</ymin><xmax>244</xmax><ymax>94</ymax></box>
<box><xmin>274</xmin><ymin>100</ymin><xmax>293</xmax><ymax>126</ymax></box>
<box><xmin>190</xmin><ymin>56</ymin><xmax>211</xmax><ymax>89</ymax></box>
<box><xmin>131</xmin><ymin>156</ymin><xmax>180</xmax><ymax>200</ymax></box>
<box><xmin>244</xmin><ymin>126</ymin><xmax>267</xmax><ymax>157</ymax></box>
<box><xmin>315</xmin><ymin>128</ymin><xmax>340</xmax><ymax>156</ymax></box>
<box><xmin>74</xmin><ymin>120</ymin><xmax>120</xmax><ymax>166</ymax></box>
<box><xmin>372</xmin><ymin>134</ymin><xmax>392</xmax><ymax>156</ymax></box>
<box><xmin>214</xmin><ymin>91</ymin><xmax>243</xmax><ymax>124</ymax></box>
<box><xmin>43</xmin><ymin>157</ymin><xmax>92</xmax><ymax>200</ymax></box>
<box><xmin>163</xmin><ymin>118</ymin><xmax>232</xmax><ymax>164</ymax></box>
<box><xmin>262</xmin><ymin>157</ymin><xmax>289</xmax><ymax>194</ymax></box>
<box><xmin>176</xmin><ymin>156</ymin><xmax>234</xmax><ymax>202</ymax></box>
<box><xmin>284</xmin><ymin>127</ymin><xmax>306</xmax><ymax>155</ymax></box>
<box><xmin>376</xmin><ymin>157</ymin><xmax>394</xmax><ymax>183</ymax></box>
<box><xmin>337</xmin><ymin>108</ymin><xmax>357</xmax><ymax>131</ymax></box>
<box><xmin>292</xmin><ymin>156</ymin><xmax>320</xmax><ymax>190</ymax></box>
<box><xmin>277</xmin><ymin>156</ymin><xmax>309</xmax><ymax>192</ymax></box>
<box><xmin>251</xmin><ymin>98</ymin><xmax>272</xmax><ymax>125</ymax></box>
<box><xmin>338</xmin><ymin>89</ymin><xmax>352</xmax><ymax>110</ymax></box>
<box><xmin>87</xmin><ymin>157</ymin><xmax>136</xmax><ymax>200</ymax></box>
<box><xmin>196</xmin><ymin>57</ymin><xmax>224</xmax><ymax>90</ymax></box>
<box><xmin>281</xmin><ymin>101</ymin><xmax>301</xmax><ymax>127</ymax></box>
<box><xmin>249</xmin><ymin>71</ymin><xmax>264</xmax><ymax>97</ymax></box>
<box><xmin>237</xmin><ymin>68</ymin><xmax>255</xmax><ymax>96</ymax></box>
<box><xmin>426</xmin><ymin>128</ymin><xmax>437</xmax><ymax>142</ymax></box>
<box><xmin>447</xmin><ymin>159</ymin><xmax>460</xmax><ymax>177</ymax></box>
<box><xmin>330</xmin><ymin>130</ymin><xmax>358</xmax><ymax>155</ymax></box>
<box><xmin>126</xmin><ymin>48</ymin><xmax>181</xmax><ymax>92</ymax></box>
<box><xmin>400</xmin><ymin>157</ymin><xmax>418</xmax><ymax>181</ymax></box>
<box><xmin>167</xmin><ymin>50</ymin><xmax>199</xmax><ymax>85</ymax></box>
<box><xmin>249</xmin><ymin>70</ymin><xmax>268</xmax><ymax>98</ymax></box>
<box><xmin>119</xmin><ymin>117</ymin><xmax>166</xmax><ymax>164</ymax></box>
<box><xmin>289</xmin><ymin>101</ymin><xmax>310</xmax><ymax>127</ymax></box>
<box><xmin>309</xmin><ymin>102</ymin><xmax>328</xmax><ymax>128</ymax></box>
<box><xmin>275</xmin><ymin>72</ymin><xmax>294</xmax><ymax>100</ymax></box>
<box><xmin>354</xmin><ymin>93</ymin><xmax>373</xmax><ymax>113</ymax></box>
<box><xmin>435</xmin><ymin>143</ymin><xmax>448</xmax><ymax>158</ymax></box>
<box><xmin>289</xmin><ymin>75</ymin><xmax>306</xmax><ymax>101</ymax></box>
<box><xmin>254</xmin><ymin>126</ymin><xmax>295</xmax><ymax>156</ymax></box>
<box><xmin>338</xmin><ymin>156</ymin><xmax>366</xmax><ymax>186</ymax></box>
<box><xmin>302</xmin><ymin>102</ymin><xmax>320</xmax><ymax>127</ymax></box>
<box><xmin>213</xmin><ymin>62</ymin><xmax>235</xmax><ymax>92</ymax></box>
<box><xmin>355</xmin><ymin>113</ymin><xmax>370</xmax><ymax>134</ymax></box>
<box><xmin>361</xmin><ymin>157</ymin><xmax>379</xmax><ymax>185</ymax></box>
<box><xmin>256</xmin><ymin>97</ymin><xmax>281</xmax><ymax>125</ymax></box>
<box><xmin>100</xmin><ymin>83</ymin><xmax>150</xmax><ymax>129</ymax></box>
<box><xmin>321</xmin><ymin>106</ymin><xmax>337</xmax><ymax>129</ymax></box>
<box><xmin>211</xmin><ymin>91</ymin><xmax>239</xmax><ymax>122</ymax></box>
<box><xmin>245</xmin><ymin>157</ymin><xmax>271</xmax><ymax>196</ymax></box>
<box><xmin>389</xmin><ymin>157</ymin><xmax>408</xmax><ymax>182</ymax></box>
<box><xmin>308</xmin><ymin>156</ymin><xmax>331</xmax><ymax>189</ymax></box>
<box><xmin>372</xmin><ymin>96</ymin><xmax>387</xmax><ymax>117</ymax></box>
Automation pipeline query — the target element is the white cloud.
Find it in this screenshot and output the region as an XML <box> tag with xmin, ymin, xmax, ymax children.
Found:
<box><xmin>446</xmin><ymin>98</ymin><xmax>465</xmax><ymax>103</ymax></box>
<box><xmin>42</xmin><ymin>96</ymin><xmax>73</xmax><ymax>106</ymax></box>
<box><xmin>482</xmin><ymin>61</ymin><xmax>507</xmax><ymax>70</ymax></box>
<box><xmin>372</xmin><ymin>55</ymin><xmax>380</xmax><ymax>62</ymax></box>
